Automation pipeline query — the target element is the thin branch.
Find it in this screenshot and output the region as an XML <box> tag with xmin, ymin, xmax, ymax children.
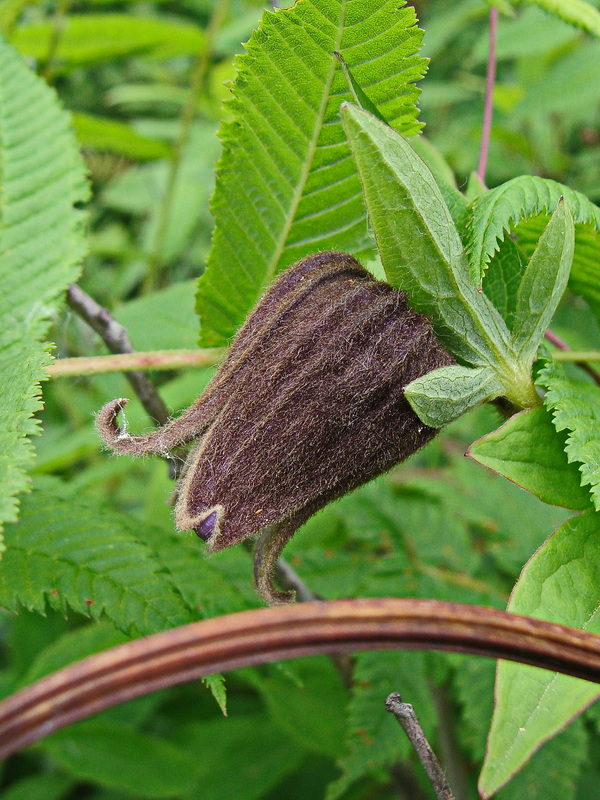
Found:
<box><xmin>2</xmin><ymin>597</ymin><xmax>600</xmax><ymax>760</ymax></box>
<box><xmin>386</xmin><ymin>693</ymin><xmax>455</xmax><ymax>800</ymax></box>
<box><xmin>66</xmin><ymin>284</ymin><xmax>170</xmax><ymax>426</ymax></box>
<box><xmin>48</xmin><ymin>348</ymin><xmax>224</xmax><ymax>378</ymax></box>
<box><xmin>545</xmin><ymin>329</ymin><xmax>600</xmax><ymax>387</ymax></box>
<box><xmin>430</xmin><ymin>683</ymin><xmax>469</xmax><ymax>800</ymax></box>
<box><xmin>476</xmin><ymin>7</ymin><xmax>498</xmax><ymax>185</ymax></box>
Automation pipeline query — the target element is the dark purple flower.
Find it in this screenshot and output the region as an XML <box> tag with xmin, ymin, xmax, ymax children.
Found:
<box><xmin>97</xmin><ymin>252</ymin><xmax>454</xmax><ymax>604</ymax></box>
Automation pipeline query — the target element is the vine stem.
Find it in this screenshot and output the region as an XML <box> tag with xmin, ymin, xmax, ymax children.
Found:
<box><xmin>47</xmin><ymin>348</ymin><xmax>224</xmax><ymax>378</ymax></box>
<box><xmin>476</xmin><ymin>7</ymin><xmax>498</xmax><ymax>185</ymax></box>
<box><xmin>2</xmin><ymin>597</ymin><xmax>600</xmax><ymax>760</ymax></box>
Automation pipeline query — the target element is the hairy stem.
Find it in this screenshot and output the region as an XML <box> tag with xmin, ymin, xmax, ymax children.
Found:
<box><xmin>2</xmin><ymin>598</ymin><xmax>600</xmax><ymax>760</ymax></box>
<box><xmin>545</xmin><ymin>329</ymin><xmax>600</xmax><ymax>387</ymax></box>
<box><xmin>48</xmin><ymin>348</ymin><xmax>224</xmax><ymax>378</ymax></box>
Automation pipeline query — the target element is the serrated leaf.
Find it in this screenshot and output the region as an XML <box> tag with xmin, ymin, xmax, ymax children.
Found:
<box><xmin>72</xmin><ymin>112</ymin><xmax>172</xmax><ymax>161</ymax></box>
<box><xmin>10</xmin><ymin>14</ymin><xmax>206</xmax><ymax>69</ymax></box>
<box><xmin>524</xmin><ymin>0</ymin><xmax>600</xmax><ymax>37</ymax></box>
<box><xmin>342</xmin><ymin>104</ymin><xmax>514</xmax><ymax>369</ymax></box>
<box><xmin>405</xmin><ymin>365</ymin><xmax>505</xmax><ymax>427</ymax></box>
<box><xmin>479</xmin><ymin>510</ymin><xmax>600</xmax><ymax>798</ymax></box>
<box><xmin>196</xmin><ymin>0</ymin><xmax>427</xmax><ymax>346</ymax></box>
<box><xmin>537</xmin><ymin>359</ymin><xmax>600</xmax><ymax>510</ymax></box>
<box><xmin>467</xmin><ymin>175</ymin><xmax>600</xmax><ymax>285</ymax></box>
<box><xmin>512</xmin><ymin>199</ymin><xmax>574</xmax><ymax>362</ymax></box>
<box><xmin>44</xmin><ymin>720</ymin><xmax>198</xmax><ymax>798</ymax></box>
<box><xmin>0</xmin><ymin>40</ymin><xmax>88</xmax><ymax>550</ymax></box>
<box><xmin>468</xmin><ymin>406</ymin><xmax>593</xmax><ymax>511</ymax></box>
<box><xmin>481</xmin><ymin>236</ymin><xmax>526</xmax><ymax>327</ymax></box>
<box><xmin>326</xmin><ymin>650</ymin><xmax>437</xmax><ymax>800</ymax></box>
<box><xmin>0</xmin><ymin>479</ymin><xmax>195</xmax><ymax>635</ymax></box>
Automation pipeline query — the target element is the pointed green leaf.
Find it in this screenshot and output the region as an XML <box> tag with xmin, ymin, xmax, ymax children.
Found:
<box><xmin>516</xmin><ymin>215</ymin><xmax>600</xmax><ymax>324</ymax></box>
<box><xmin>341</xmin><ymin>104</ymin><xmax>513</xmax><ymax>368</ymax></box>
<box><xmin>10</xmin><ymin>14</ymin><xmax>206</xmax><ymax>69</ymax></box>
<box><xmin>196</xmin><ymin>0</ymin><xmax>427</xmax><ymax>345</ymax></box>
<box><xmin>467</xmin><ymin>406</ymin><xmax>593</xmax><ymax>510</ymax></box>
<box><xmin>512</xmin><ymin>198</ymin><xmax>574</xmax><ymax>362</ymax></box>
<box><xmin>537</xmin><ymin>359</ymin><xmax>600</xmax><ymax>511</ymax></box>
<box><xmin>0</xmin><ymin>40</ymin><xmax>88</xmax><ymax>550</ymax></box>
<box><xmin>405</xmin><ymin>365</ymin><xmax>505</xmax><ymax>428</ymax></box>
<box><xmin>72</xmin><ymin>112</ymin><xmax>172</xmax><ymax>161</ymax></box>
<box><xmin>479</xmin><ymin>510</ymin><xmax>600</xmax><ymax>798</ymax></box>
<box><xmin>524</xmin><ymin>0</ymin><xmax>600</xmax><ymax>37</ymax></box>
<box><xmin>44</xmin><ymin>720</ymin><xmax>198</xmax><ymax>798</ymax></box>
<box><xmin>467</xmin><ymin>175</ymin><xmax>600</xmax><ymax>285</ymax></box>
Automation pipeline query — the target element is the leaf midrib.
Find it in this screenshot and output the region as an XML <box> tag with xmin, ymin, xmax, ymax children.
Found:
<box><xmin>264</xmin><ymin>0</ymin><xmax>348</xmax><ymax>286</ymax></box>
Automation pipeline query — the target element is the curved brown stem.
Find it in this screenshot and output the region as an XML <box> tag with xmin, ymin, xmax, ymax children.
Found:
<box><xmin>1</xmin><ymin>598</ymin><xmax>600</xmax><ymax>760</ymax></box>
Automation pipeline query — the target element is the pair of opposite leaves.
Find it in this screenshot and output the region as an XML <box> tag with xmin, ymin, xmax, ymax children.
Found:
<box><xmin>97</xmin><ymin>252</ymin><xmax>454</xmax><ymax>604</ymax></box>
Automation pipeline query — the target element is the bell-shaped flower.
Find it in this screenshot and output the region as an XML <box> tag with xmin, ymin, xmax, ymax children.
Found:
<box><xmin>97</xmin><ymin>252</ymin><xmax>454</xmax><ymax>604</ymax></box>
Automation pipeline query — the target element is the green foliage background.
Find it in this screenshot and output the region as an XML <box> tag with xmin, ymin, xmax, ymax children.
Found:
<box><xmin>0</xmin><ymin>1</ymin><xmax>599</xmax><ymax>799</ymax></box>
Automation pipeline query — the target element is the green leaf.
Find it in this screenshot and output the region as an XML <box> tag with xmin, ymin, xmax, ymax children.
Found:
<box><xmin>43</xmin><ymin>720</ymin><xmax>198</xmax><ymax>798</ymax></box>
<box><xmin>481</xmin><ymin>236</ymin><xmax>526</xmax><ymax>328</ymax></box>
<box><xmin>0</xmin><ymin>774</ymin><xmax>73</xmax><ymax>800</ymax></box>
<box><xmin>516</xmin><ymin>214</ymin><xmax>600</xmax><ymax>323</ymax></box>
<box><xmin>170</xmin><ymin>714</ymin><xmax>306</xmax><ymax>800</ymax></box>
<box><xmin>511</xmin><ymin>198</ymin><xmax>574</xmax><ymax>363</ymax></box>
<box><xmin>10</xmin><ymin>14</ymin><xmax>206</xmax><ymax>69</ymax></box>
<box><xmin>196</xmin><ymin>0</ymin><xmax>427</xmax><ymax>345</ymax></box>
<box><xmin>252</xmin><ymin>658</ymin><xmax>348</xmax><ymax>760</ymax></box>
<box><xmin>405</xmin><ymin>365</ymin><xmax>505</xmax><ymax>428</ymax></box>
<box><xmin>0</xmin><ymin>479</ymin><xmax>195</xmax><ymax>635</ymax></box>
<box><xmin>114</xmin><ymin>281</ymin><xmax>200</xmax><ymax>350</ymax></box>
<box><xmin>479</xmin><ymin>510</ymin><xmax>600</xmax><ymax>798</ymax></box>
<box><xmin>468</xmin><ymin>406</ymin><xmax>593</xmax><ymax>510</ymax></box>
<box><xmin>72</xmin><ymin>112</ymin><xmax>172</xmax><ymax>161</ymax></box>
<box><xmin>341</xmin><ymin>104</ymin><xmax>514</xmax><ymax>369</ymax></box>
<box><xmin>537</xmin><ymin>359</ymin><xmax>600</xmax><ymax>511</ymax></box>
<box><xmin>524</xmin><ymin>0</ymin><xmax>600</xmax><ymax>37</ymax></box>
<box><xmin>0</xmin><ymin>40</ymin><xmax>88</xmax><ymax>551</ymax></box>
<box><xmin>467</xmin><ymin>175</ymin><xmax>600</xmax><ymax>285</ymax></box>
<box><xmin>21</xmin><ymin>621</ymin><xmax>128</xmax><ymax>686</ymax></box>
<box><xmin>495</xmin><ymin>718</ymin><xmax>588</xmax><ymax>800</ymax></box>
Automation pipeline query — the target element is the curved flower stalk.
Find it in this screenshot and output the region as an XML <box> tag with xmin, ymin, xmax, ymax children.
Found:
<box><xmin>97</xmin><ymin>252</ymin><xmax>454</xmax><ymax>604</ymax></box>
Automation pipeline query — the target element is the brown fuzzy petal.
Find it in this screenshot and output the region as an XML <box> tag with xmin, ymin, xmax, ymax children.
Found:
<box><xmin>174</xmin><ymin>253</ymin><xmax>454</xmax><ymax>556</ymax></box>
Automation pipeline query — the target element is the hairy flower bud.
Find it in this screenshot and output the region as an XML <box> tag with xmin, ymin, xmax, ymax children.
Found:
<box><xmin>97</xmin><ymin>252</ymin><xmax>454</xmax><ymax>604</ymax></box>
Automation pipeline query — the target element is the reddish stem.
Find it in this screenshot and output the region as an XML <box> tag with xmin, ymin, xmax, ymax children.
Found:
<box><xmin>477</xmin><ymin>7</ymin><xmax>498</xmax><ymax>185</ymax></box>
<box><xmin>1</xmin><ymin>598</ymin><xmax>600</xmax><ymax>760</ymax></box>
